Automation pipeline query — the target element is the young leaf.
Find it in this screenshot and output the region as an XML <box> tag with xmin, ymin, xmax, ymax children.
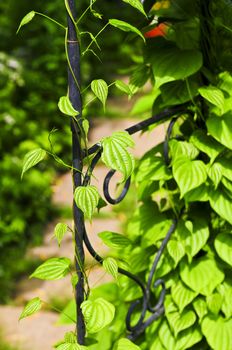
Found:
<box><xmin>202</xmin><ymin>316</ymin><xmax>232</xmax><ymax>350</ymax></box>
<box><xmin>54</xmin><ymin>223</ymin><xmax>68</xmax><ymax>246</ymax></box>
<box><xmin>101</xmin><ymin>131</ymin><xmax>135</xmax><ymax>180</ymax></box>
<box><xmin>19</xmin><ymin>297</ymin><xmax>42</xmax><ymax>321</ymax></box>
<box><xmin>103</xmin><ymin>257</ymin><xmax>118</xmax><ymax>280</ymax></box>
<box><xmin>122</xmin><ymin>0</ymin><xmax>147</xmax><ymax>17</ymax></box>
<box><xmin>98</xmin><ymin>231</ymin><xmax>132</xmax><ymax>249</ymax></box>
<box><xmin>116</xmin><ymin>338</ymin><xmax>141</xmax><ymax>349</ymax></box>
<box><xmin>91</xmin><ymin>79</ymin><xmax>108</xmax><ymax>111</ymax></box>
<box><xmin>30</xmin><ymin>257</ymin><xmax>71</xmax><ymax>280</ymax></box>
<box><xmin>81</xmin><ymin>298</ymin><xmax>115</xmax><ymax>333</ymax></box>
<box><xmin>74</xmin><ymin>185</ymin><xmax>99</xmax><ymax>219</ymax></box>
<box><xmin>215</xmin><ymin>233</ymin><xmax>232</xmax><ymax>267</ymax></box>
<box><xmin>109</xmin><ymin>19</ymin><xmax>145</xmax><ymax>42</ymax></box>
<box><xmin>17</xmin><ymin>11</ymin><xmax>35</xmax><ymax>34</ymax></box>
<box><xmin>58</xmin><ymin>96</ymin><xmax>79</xmax><ymax>117</ymax></box>
<box><xmin>21</xmin><ymin>148</ymin><xmax>46</xmax><ymax>179</ymax></box>
<box><xmin>172</xmin><ymin>157</ymin><xmax>207</xmax><ymax>198</ymax></box>
<box><xmin>199</xmin><ymin>85</ymin><xmax>225</xmax><ymax>113</ymax></box>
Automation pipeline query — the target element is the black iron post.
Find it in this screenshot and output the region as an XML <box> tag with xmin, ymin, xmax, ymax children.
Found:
<box><xmin>66</xmin><ymin>0</ymin><xmax>86</xmax><ymax>344</ymax></box>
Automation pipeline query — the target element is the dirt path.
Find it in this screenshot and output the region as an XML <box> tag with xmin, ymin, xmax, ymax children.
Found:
<box><xmin>0</xmin><ymin>117</ymin><xmax>166</xmax><ymax>350</ymax></box>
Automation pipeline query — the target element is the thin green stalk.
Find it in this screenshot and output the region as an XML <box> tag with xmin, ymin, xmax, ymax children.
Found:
<box><xmin>35</xmin><ymin>12</ymin><xmax>66</xmax><ymax>30</ymax></box>
<box><xmin>82</xmin><ymin>23</ymin><xmax>109</xmax><ymax>56</ymax></box>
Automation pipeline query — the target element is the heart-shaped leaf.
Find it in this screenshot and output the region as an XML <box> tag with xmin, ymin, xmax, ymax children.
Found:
<box><xmin>215</xmin><ymin>233</ymin><xmax>232</xmax><ymax>266</ymax></box>
<box><xmin>21</xmin><ymin>148</ymin><xmax>46</xmax><ymax>179</ymax></box>
<box><xmin>91</xmin><ymin>79</ymin><xmax>108</xmax><ymax>111</ymax></box>
<box><xmin>171</xmin><ymin>281</ymin><xmax>197</xmax><ymax>313</ymax></box>
<box><xmin>81</xmin><ymin>298</ymin><xmax>115</xmax><ymax>333</ymax></box>
<box><xmin>30</xmin><ymin>257</ymin><xmax>71</xmax><ymax>280</ymax></box>
<box><xmin>202</xmin><ymin>316</ymin><xmax>232</xmax><ymax>350</ymax></box>
<box><xmin>180</xmin><ymin>258</ymin><xmax>224</xmax><ymax>295</ymax></box>
<box><xmin>74</xmin><ymin>186</ymin><xmax>99</xmax><ymax>219</ymax></box>
<box><xmin>101</xmin><ymin>131</ymin><xmax>135</xmax><ymax>180</ymax></box>
<box><xmin>173</xmin><ymin>157</ymin><xmax>207</xmax><ymax>198</ymax></box>
<box><xmin>58</xmin><ymin>96</ymin><xmax>79</xmax><ymax>117</ymax></box>
<box><xmin>19</xmin><ymin>297</ymin><xmax>42</xmax><ymax>321</ymax></box>
<box><xmin>109</xmin><ymin>19</ymin><xmax>145</xmax><ymax>42</ymax></box>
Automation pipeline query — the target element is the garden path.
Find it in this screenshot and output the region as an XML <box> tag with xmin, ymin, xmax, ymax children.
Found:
<box><xmin>0</xmin><ymin>117</ymin><xmax>166</xmax><ymax>350</ymax></box>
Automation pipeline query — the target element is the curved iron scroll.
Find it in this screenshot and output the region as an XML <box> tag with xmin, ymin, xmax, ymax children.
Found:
<box><xmin>81</xmin><ymin>105</ymin><xmax>189</xmax><ymax>341</ymax></box>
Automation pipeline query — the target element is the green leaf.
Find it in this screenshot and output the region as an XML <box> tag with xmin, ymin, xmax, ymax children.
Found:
<box><xmin>166</xmin><ymin>309</ymin><xmax>196</xmax><ymax>337</ymax></box>
<box><xmin>180</xmin><ymin>257</ymin><xmax>224</xmax><ymax>295</ymax></box>
<box><xmin>171</xmin><ymin>281</ymin><xmax>197</xmax><ymax>313</ymax></box>
<box><xmin>21</xmin><ymin>148</ymin><xmax>46</xmax><ymax>179</ymax></box>
<box><xmin>207</xmin><ymin>163</ymin><xmax>222</xmax><ymax>188</ymax></box>
<box><xmin>91</xmin><ymin>79</ymin><xmax>108</xmax><ymax>111</ymax></box>
<box><xmin>103</xmin><ymin>257</ymin><xmax>118</xmax><ymax>280</ymax></box>
<box><xmin>30</xmin><ymin>257</ymin><xmax>71</xmax><ymax>280</ymax></box>
<box><xmin>177</xmin><ymin>219</ymin><xmax>209</xmax><ymax>261</ymax></box>
<box><xmin>167</xmin><ymin>240</ymin><xmax>185</xmax><ymax>266</ymax></box>
<box><xmin>207</xmin><ymin>112</ymin><xmax>232</xmax><ymax>150</ymax></box>
<box><xmin>116</xmin><ymin>338</ymin><xmax>141</xmax><ymax>349</ymax></box>
<box><xmin>209</xmin><ymin>189</ymin><xmax>232</xmax><ymax>225</ymax></box>
<box><xmin>109</xmin><ymin>19</ymin><xmax>145</xmax><ymax>42</ymax></box>
<box><xmin>136</xmin><ymin>155</ymin><xmax>171</xmax><ymax>183</ymax></box>
<box><xmin>101</xmin><ymin>131</ymin><xmax>135</xmax><ymax>180</ymax></box>
<box><xmin>74</xmin><ymin>185</ymin><xmax>99</xmax><ymax>219</ymax></box>
<box><xmin>202</xmin><ymin>316</ymin><xmax>232</xmax><ymax>350</ymax></box>
<box><xmin>58</xmin><ymin>96</ymin><xmax>79</xmax><ymax>117</ymax></box>
<box><xmin>159</xmin><ymin>321</ymin><xmax>202</xmax><ymax>350</ymax></box>
<box><xmin>98</xmin><ymin>231</ymin><xmax>132</xmax><ymax>249</ymax></box>
<box><xmin>172</xmin><ymin>157</ymin><xmax>207</xmax><ymax>198</ymax></box>
<box><xmin>193</xmin><ymin>298</ymin><xmax>207</xmax><ymax>321</ymax></box>
<box><xmin>217</xmin><ymin>282</ymin><xmax>232</xmax><ymax>319</ymax></box>
<box><xmin>57</xmin><ymin>300</ymin><xmax>76</xmax><ymax>325</ymax></box>
<box><xmin>207</xmin><ymin>293</ymin><xmax>223</xmax><ymax>315</ymax></box>
<box><xmin>190</xmin><ymin>130</ymin><xmax>224</xmax><ymax>163</ymax></box>
<box><xmin>151</xmin><ymin>45</ymin><xmax>203</xmax><ymax>88</ymax></box>
<box><xmin>122</xmin><ymin>0</ymin><xmax>147</xmax><ymax>17</ymax></box>
<box><xmin>54</xmin><ymin>223</ymin><xmax>68</xmax><ymax>247</ymax></box>
<box><xmin>169</xmin><ymin>140</ymin><xmax>199</xmax><ymax>162</ymax></box>
<box><xmin>19</xmin><ymin>297</ymin><xmax>42</xmax><ymax>321</ymax></box>
<box><xmin>215</xmin><ymin>233</ymin><xmax>232</xmax><ymax>266</ymax></box>
<box><xmin>217</xmin><ymin>157</ymin><xmax>232</xmax><ymax>182</ymax></box>
<box><xmin>81</xmin><ymin>298</ymin><xmax>115</xmax><ymax>333</ymax></box>
<box><xmin>55</xmin><ymin>332</ymin><xmax>87</xmax><ymax>350</ymax></box>
<box><xmin>115</xmin><ymin>80</ymin><xmax>133</xmax><ymax>97</ymax></box>
<box><xmin>17</xmin><ymin>11</ymin><xmax>35</xmax><ymax>34</ymax></box>
<box><xmin>199</xmin><ymin>86</ymin><xmax>225</xmax><ymax>113</ymax></box>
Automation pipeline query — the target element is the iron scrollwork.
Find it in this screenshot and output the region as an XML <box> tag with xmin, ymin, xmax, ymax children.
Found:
<box><xmin>80</xmin><ymin>105</ymin><xmax>190</xmax><ymax>341</ymax></box>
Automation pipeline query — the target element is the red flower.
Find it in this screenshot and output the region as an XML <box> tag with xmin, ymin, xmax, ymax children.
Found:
<box><xmin>144</xmin><ymin>23</ymin><xmax>169</xmax><ymax>38</ymax></box>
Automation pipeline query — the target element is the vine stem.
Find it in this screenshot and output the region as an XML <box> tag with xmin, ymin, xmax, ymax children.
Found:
<box><xmin>66</xmin><ymin>0</ymin><xmax>86</xmax><ymax>344</ymax></box>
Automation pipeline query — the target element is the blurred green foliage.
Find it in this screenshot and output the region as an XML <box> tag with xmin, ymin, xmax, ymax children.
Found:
<box><xmin>0</xmin><ymin>0</ymin><xmax>143</xmax><ymax>301</ymax></box>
